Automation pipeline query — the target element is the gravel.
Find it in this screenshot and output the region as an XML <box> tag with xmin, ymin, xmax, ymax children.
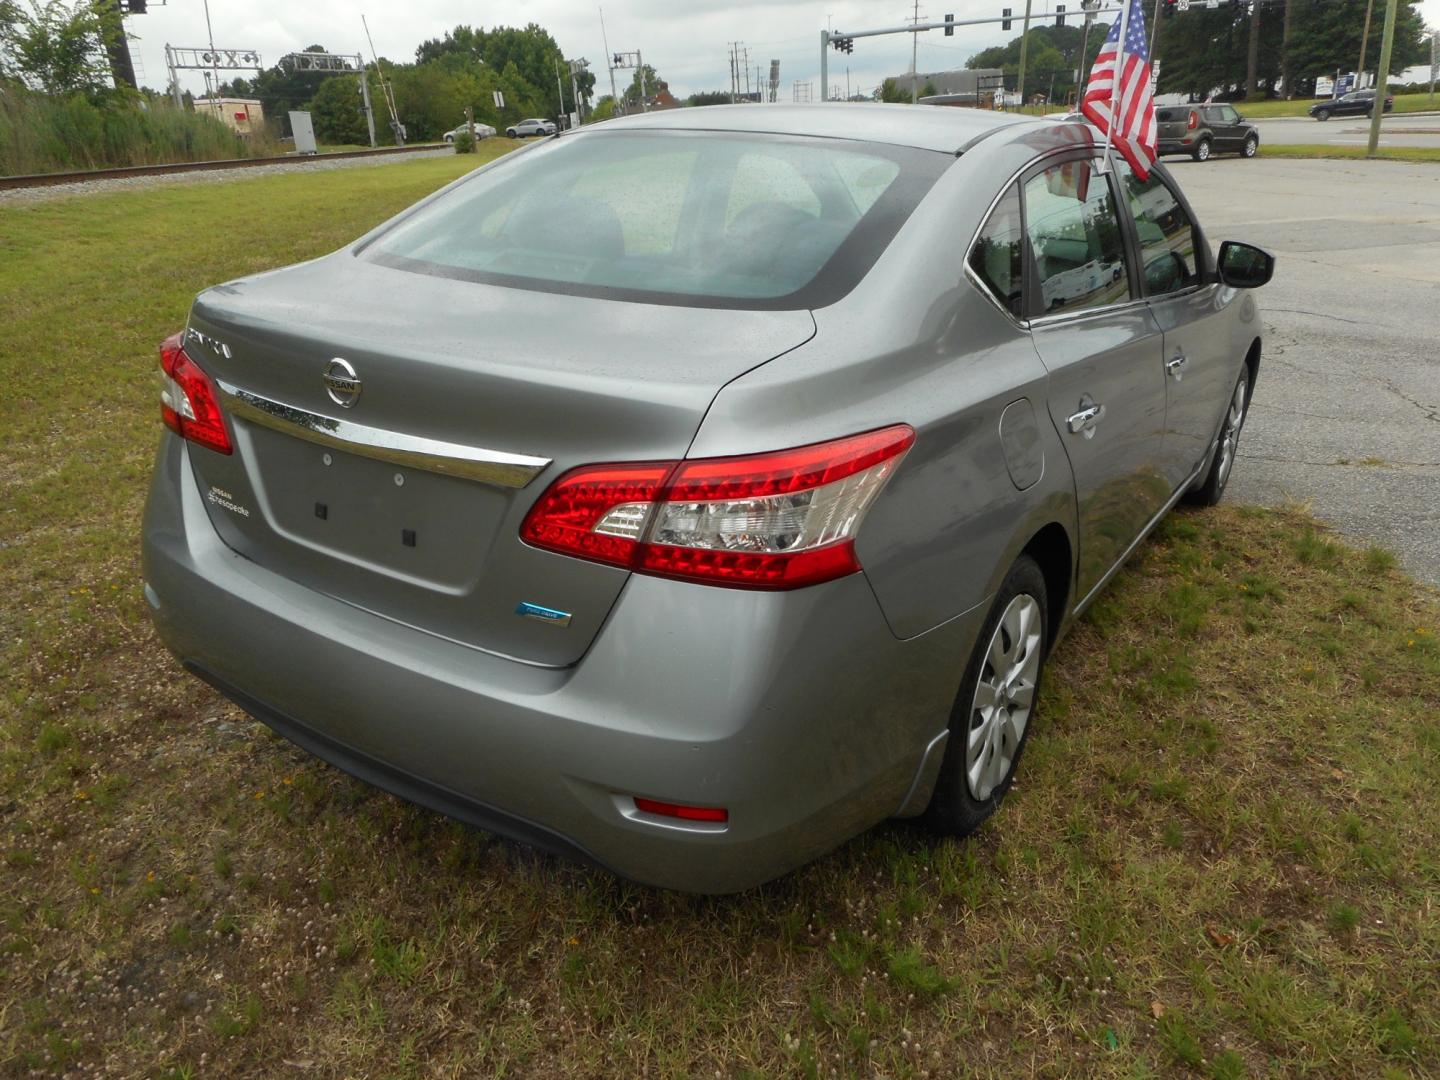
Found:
<box><xmin>0</xmin><ymin>148</ymin><xmax>453</xmax><ymax>205</ymax></box>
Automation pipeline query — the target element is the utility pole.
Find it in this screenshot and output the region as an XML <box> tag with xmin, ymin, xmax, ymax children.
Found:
<box><xmin>638</xmin><ymin>49</ymin><xmax>648</xmax><ymax>111</ymax></box>
<box><xmin>1245</xmin><ymin>0</ymin><xmax>1261</xmax><ymax>100</ymax></box>
<box><xmin>1358</xmin><ymin>0</ymin><xmax>1375</xmax><ymax>84</ymax></box>
<box><xmin>821</xmin><ymin>30</ymin><xmax>829</xmax><ymax>101</ymax></box>
<box><xmin>1148</xmin><ymin>0</ymin><xmax>1162</xmax><ymax>68</ymax></box>
<box><xmin>1366</xmin><ymin>0</ymin><xmax>1399</xmax><ymax>156</ymax></box>
<box><xmin>1430</xmin><ymin>30</ymin><xmax>1437</xmax><ymax>104</ymax></box>
<box><xmin>99</xmin><ymin>0</ymin><xmax>138</xmax><ymax>89</ymax></box>
<box><xmin>910</xmin><ymin>0</ymin><xmax>922</xmax><ymax>104</ymax></box>
<box><xmin>1280</xmin><ymin>0</ymin><xmax>1294</xmax><ymax>98</ymax></box>
<box><xmin>1017</xmin><ymin>0</ymin><xmax>1035</xmax><ymax>110</ymax></box>
<box><xmin>556</xmin><ymin>59</ymin><xmax>566</xmax><ymax>123</ymax></box>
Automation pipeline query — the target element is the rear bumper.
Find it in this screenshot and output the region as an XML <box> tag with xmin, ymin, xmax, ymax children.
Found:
<box><xmin>142</xmin><ymin>437</ymin><xmax>984</xmax><ymax>892</ymax></box>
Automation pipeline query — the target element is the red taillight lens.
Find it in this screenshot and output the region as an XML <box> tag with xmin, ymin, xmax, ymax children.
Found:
<box><xmin>519</xmin><ymin>425</ymin><xmax>914</xmax><ymax>590</ymax></box>
<box><xmin>517</xmin><ymin>461</ymin><xmax>672</xmax><ymax>570</ymax></box>
<box><xmin>1187</xmin><ymin>110</ymin><xmax>1198</xmax><ymax>130</ymax></box>
<box><xmin>633</xmin><ymin>797</ymin><xmax>729</xmax><ymax>823</ymax></box>
<box><xmin>159</xmin><ymin>332</ymin><xmax>232</xmax><ymax>455</ymax></box>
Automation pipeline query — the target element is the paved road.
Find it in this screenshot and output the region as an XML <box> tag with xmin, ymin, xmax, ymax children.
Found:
<box><xmin>1168</xmin><ymin>156</ymin><xmax>1440</xmax><ymax>586</ymax></box>
<box><xmin>1252</xmin><ymin>111</ymin><xmax>1440</xmax><ymax>149</ymax></box>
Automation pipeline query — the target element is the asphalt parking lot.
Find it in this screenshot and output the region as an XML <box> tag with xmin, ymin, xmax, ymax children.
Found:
<box><xmin>1252</xmin><ymin>110</ymin><xmax>1440</xmax><ymax>149</ymax></box>
<box><xmin>1169</xmin><ymin>155</ymin><xmax>1440</xmax><ymax>586</ymax></box>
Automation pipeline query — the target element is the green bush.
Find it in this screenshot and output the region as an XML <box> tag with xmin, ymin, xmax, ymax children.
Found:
<box><xmin>0</xmin><ymin>87</ymin><xmax>280</xmax><ymax>176</ymax></box>
<box><xmin>452</xmin><ymin>129</ymin><xmax>475</xmax><ymax>154</ymax></box>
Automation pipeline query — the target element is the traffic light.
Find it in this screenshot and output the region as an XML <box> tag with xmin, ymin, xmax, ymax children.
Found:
<box><xmin>1055</xmin><ymin>3</ymin><xmax>1066</xmax><ymax>25</ymax></box>
<box><xmin>1002</xmin><ymin>7</ymin><xmax>1012</xmax><ymax>30</ymax></box>
<box><xmin>944</xmin><ymin>12</ymin><xmax>955</xmax><ymax>36</ymax></box>
<box><xmin>831</xmin><ymin>36</ymin><xmax>854</xmax><ymax>54</ymax></box>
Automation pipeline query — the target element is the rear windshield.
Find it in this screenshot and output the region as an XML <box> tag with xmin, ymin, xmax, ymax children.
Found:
<box><xmin>361</xmin><ymin>130</ymin><xmax>949</xmax><ymax>310</ymax></box>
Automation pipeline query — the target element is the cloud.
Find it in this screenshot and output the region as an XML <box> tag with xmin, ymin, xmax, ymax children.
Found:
<box><xmin>127</xmin><ymin>0</ymin><xmax>1043</xmax><ymax>104</ymax></box>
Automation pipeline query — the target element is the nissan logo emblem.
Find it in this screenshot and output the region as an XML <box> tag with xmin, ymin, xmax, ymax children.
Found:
<box><xmin>323</xmin><ymin>357</ymin><xmax>362</xmax><ymax>408</ymax></box>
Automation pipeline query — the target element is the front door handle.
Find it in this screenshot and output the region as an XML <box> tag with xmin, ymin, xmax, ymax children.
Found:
<box><xmin>1167</xmin><ymin>354</ymin><xmax>1189</xmax><ymax>381</ymax></box>
<box><xmin>1067</xmin><ymin>398</ymin><xmax>1106</xmax><ymax>439</ymax></box>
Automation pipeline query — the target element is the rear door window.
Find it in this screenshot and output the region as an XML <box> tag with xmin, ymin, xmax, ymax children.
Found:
<box><xmin>968</xmin><ymin>185</ymin><xmax>1024</xmax><ymax>319</ymax></box>
<box><xmin>1022</xmin><ymin>158</ymin><xmax>1131</xmax><ymax>317</ymax></box>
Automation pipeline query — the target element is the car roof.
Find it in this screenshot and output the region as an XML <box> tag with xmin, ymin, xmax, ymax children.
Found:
<box><xmin>590</xmin><ymin>102</ymin><xmax>1043</xmax><ymax>154</ymax></box>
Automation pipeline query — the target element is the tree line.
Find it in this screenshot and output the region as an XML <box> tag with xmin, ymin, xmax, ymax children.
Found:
<box><xmin>964</xmin><ymin>0</ymin><xmax>1432</xmax><ymax>103</ymax></box>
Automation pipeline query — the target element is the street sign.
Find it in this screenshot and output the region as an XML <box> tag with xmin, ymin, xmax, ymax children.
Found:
<box><xmin>1176</xmin><ymin>0</ymin><xmax>1190</xmax><ymax>9</ymax></box>
<box><xmin>1151</xmin><ymin>59</ymin><xmax>1162</xmax><ymax>92</ymax></box>
<box><xmin>493</xmin><ymin>90</ymin><xmax>505</xmax><ymax>108</ymax></box>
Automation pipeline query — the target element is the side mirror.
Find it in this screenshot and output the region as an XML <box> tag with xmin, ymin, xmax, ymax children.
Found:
<box><xmin>1216</xmin><ymin>240</ymin><xmax>1275</xmax><ymax>289</ymax></box>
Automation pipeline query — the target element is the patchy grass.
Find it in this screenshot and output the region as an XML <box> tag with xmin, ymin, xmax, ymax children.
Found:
<box><xmin>1259</xmin><ymin>143</ymin><xmax>1440</xmax><ymax>163</ymax></box>
<box><xmin>2</xmin><ymin>154</ymin><xmax>1439</xmax><ymax>1077</ymax></box>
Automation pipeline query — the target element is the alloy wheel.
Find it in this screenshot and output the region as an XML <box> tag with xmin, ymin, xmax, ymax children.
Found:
<box><xmin>965</xmin><ymin>593</ymin><xmax>1042</xmax><ymax>801</ymax></box>
<box><xmin>1197</xmin><ymin>141</ymin><xmax>1211</xmax><ymax>161</ymax></box>
<box><xmin>1216</xmin><ymin>375</ymin><xmax>1248</xmax><ymax>488</ymax></box>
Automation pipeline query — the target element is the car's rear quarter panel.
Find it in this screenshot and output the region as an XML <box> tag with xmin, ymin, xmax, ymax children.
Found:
<box><xmin>694</xmin><ymin>131</ymin><xmax>1080</xmax><ymax>643</ymax></box>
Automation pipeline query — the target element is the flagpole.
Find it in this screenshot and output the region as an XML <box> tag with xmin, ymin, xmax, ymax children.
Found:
<box><xmin>1098</xmin><ymin>0</ymin><xmax>1131</xmax><ymax>173</ymax></box>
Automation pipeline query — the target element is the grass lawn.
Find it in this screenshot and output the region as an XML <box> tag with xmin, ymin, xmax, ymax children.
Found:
<box><xmin>2</xmin><ymin>155</ymin><xmax>1438</xmax><ymax>1078</ymax></box>
<box><xmin>1260</xmin><ymin>144</ymin><xmax>1440</xmax><ymax>163</ymax></box>
<box><xmin>1232</xmin><ymin>92</ymin><xmax>1438</xmax><ymax>119</ymax></box>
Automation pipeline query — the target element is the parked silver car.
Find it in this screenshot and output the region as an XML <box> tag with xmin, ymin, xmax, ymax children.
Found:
<box><xmin>443</xmin><ymin>121</ymin><xmax>495</xmax><ymax>142</ymax></box>
<box><xmin>506</xmin><ymin>117</ymin><xmax>556</xmax><ymax>138</ymax></box>
<box><xmin>142</xmin><ymin>105</ymin><xmax>1273</xmax><ymax>892</ymax></box>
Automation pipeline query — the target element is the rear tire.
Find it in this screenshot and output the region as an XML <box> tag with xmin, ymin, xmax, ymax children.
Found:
<box><xmin>1193</xmin><ymin>138</ymin><xmax>1213</xmax><ymax>162</ymax></box>
<box><xmin>1187</xmin><ymin>369</ymin><xmax>1250</xmax><ymax>507</ymax></box>
<box><xmin>922</xmin><ymin>556</ymin><xmax>1048</xmax><ymax>837</ymax></box>
<box><xmin>1242</xmin><ymin>134</ymin><xmax>1259</xmax><ymax>158</ymax></box>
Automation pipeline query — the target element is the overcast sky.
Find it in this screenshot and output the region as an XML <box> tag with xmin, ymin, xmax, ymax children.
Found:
<box><xmin>131</xmin><ymin>0</ymin><xmax>1440</xmax><ymax>104</ymax></box>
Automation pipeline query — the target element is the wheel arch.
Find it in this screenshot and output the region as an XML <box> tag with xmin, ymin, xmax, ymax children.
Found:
<box><xmin>1243</xmin><ymin>336</ymin><xmax>1261</xmax><ymax>403</ymax></box>
<box><xmin>1020</xmin><ymin>522</ymin><xmax>1073</xmax><ymax>655</ymax></box>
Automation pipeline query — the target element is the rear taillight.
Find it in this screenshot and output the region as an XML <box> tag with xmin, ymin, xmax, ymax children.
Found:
<box><xmin>159</xmin><ymin>332</ymin><xmax>231</xmax><ymax>455</ymax></box>
<box><xmin>1187</xmin><ymin>110</ymin><xmax>1198</xmax><ymax>130</ymax></box>
<box><xmin>520</xmin><ymin>425</ymin><xmax>914</xmax><ymax>590</ymax></box>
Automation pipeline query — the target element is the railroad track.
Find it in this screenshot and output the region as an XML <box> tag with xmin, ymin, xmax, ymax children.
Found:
<box><xmin>0</xmin><ymin>143</ymin><xmax>451</xmax><ymax>191</ymax></box>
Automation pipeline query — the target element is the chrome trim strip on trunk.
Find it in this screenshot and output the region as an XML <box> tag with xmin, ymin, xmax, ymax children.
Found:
<box><xmin>215</xmin><ymin>381</ymin><xmax>552</xmax><ymax>489</ymax></box>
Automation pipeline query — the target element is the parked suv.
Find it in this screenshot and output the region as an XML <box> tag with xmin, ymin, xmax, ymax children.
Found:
<box><xmin>1156</xmin><ymin>104</ymin><xmax>1259</xmax><ymax>161</ymax></box>
<box><xmin>143</xmin><ymin>105</ymin><xmax>1274</xmax><ymax>893</ymax></box>
<box><xmin>506</xmin><ymin>117</ymin><xmax>557</xmax><ymax>138</ymax></box>
<box><xmin>1309</xmin><ymin>89</ymin><xmax>1394</xmax><ymax>121</ymax></box>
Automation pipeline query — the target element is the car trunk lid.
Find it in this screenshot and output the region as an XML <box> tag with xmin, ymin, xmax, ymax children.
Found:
<box><xmin>181</xmin><ymin>253</ymin><xmax>816</xmax><ymax>667</ymax></box>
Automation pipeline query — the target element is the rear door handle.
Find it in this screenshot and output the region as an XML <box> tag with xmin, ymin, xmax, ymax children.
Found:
<box><xmin>1167</xmin><ymin>354</ymin><xmax>1188</xmax><ymax>380</ymax></box>
<box><xmin>1067</xmin><ymin>400</ymin><xmax>1106</xmax><ymax>439</ymax></box>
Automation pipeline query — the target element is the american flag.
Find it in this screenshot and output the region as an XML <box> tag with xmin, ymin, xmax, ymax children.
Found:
<box><xmin>1081</xmin><ymin>0</ymin><xmax>1158</xmax><ymax>179</ymax></box>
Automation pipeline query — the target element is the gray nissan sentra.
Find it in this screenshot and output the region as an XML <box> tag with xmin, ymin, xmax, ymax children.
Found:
<box><xmin>142</xmin><ymin>104</ymin><xmax>1273</xmax><ymax>893</ymax></box>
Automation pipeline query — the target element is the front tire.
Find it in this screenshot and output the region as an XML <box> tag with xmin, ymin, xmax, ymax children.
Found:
<box><xmin>922</xmin><ymin>556</ymin><xmax>1048</xmax><ymax>837</ymax></box>
<box><xmin>1187</xmin><ymin>369</ymin><xmax>1249</xmax><ymax>506</ymax></box>
<box><xmin>1242</xmin><ymin>134</ymin><xmax>1259</xmax><ymax>158</ymax></box>
<box><xmin>1193</xmin><ymin>138</ymin><xmax>1213</xmax><ymax>162</ymax></box>
<box><xmin>1315</xmin><ymin>108</ymin><xmax>1331</xmax><ymax>122</ymax></box>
